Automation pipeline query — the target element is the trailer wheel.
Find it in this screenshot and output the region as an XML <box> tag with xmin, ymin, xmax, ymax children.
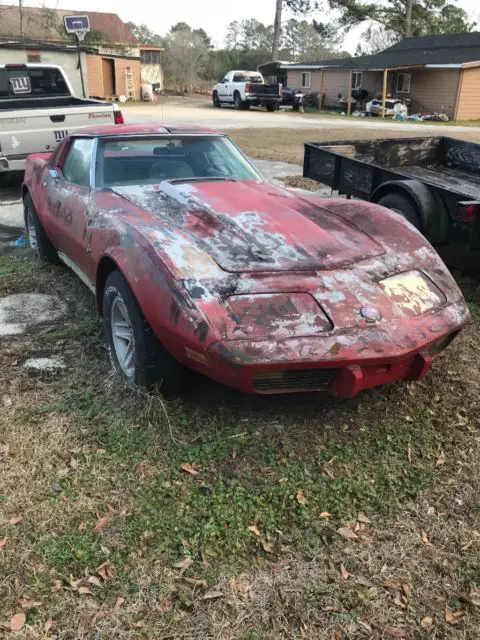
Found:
<box><xmin>266</xmin><ymin>102</ymin><xmax>275</xmax><ymax>112</ymax></box>
<box><xmin>377</xmin><ymin>193</ymin><xmax>422</xmax><ymax>232</ymax></box>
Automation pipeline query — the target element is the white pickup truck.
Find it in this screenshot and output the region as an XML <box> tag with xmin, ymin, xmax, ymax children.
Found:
<box><xmin>212</xmin><ymin>70</ymin><xmax>282</xmax><ymax>112</ymax></box>
<box><xmin>0</xmin><ymin>63</ymin><xmax>123</xmax><ymax>176</ymax></box>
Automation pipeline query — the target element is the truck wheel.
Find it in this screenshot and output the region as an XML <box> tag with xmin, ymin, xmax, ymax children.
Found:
<box><xmin>266</xmin><ymin>103</ymin><xmax>275</xmax><ymax>112</ymax></box>
<box><xmin>377</xmin><ymin>193</ymin><xmax>422</xmax><ymax>231</ymax></box>
<box><xmin>212</xmin><ymin>91</ymin><xmax>221</xmax><ymax>108</ymax></box>
<box><xmin>23</xmin><ymin>193</ymin><xmax>59</xmax><ymax>263</ymax></box>
<box><xmin>233</xmin><ymin>92</ymin><xmax>243</xmax><ymax>110</ymax></box>
<box><xmin>102</xmin><ymin>270</ymin><xmax>185</xmax><ymax>394</ymax></box>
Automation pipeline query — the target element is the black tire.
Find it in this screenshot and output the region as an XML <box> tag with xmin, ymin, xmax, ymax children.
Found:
<box><xmin>102</xmin><ymin>270</ymin><xmax>184</xmax><ymax>394</ymax></box>
<box><xmin>233</xmin><ymin>92</ymin><xmax>243</xmax><ymax>110</ymax></box>
<box><xmin>266</xmin><ymin>102</ymin><xmax>276</xmax><ymax>112</ymax></box>
<box><xmin>212</xmin><ymin>91</ymin><xmax>221</xmax><ymax>108</ymax></box>
<box><xmin>23</xmin><ymin>193</ymin><xmax>59</xmax><ymax>263</ymax></box>
<box><xmin>376</xmin><ymin>192</ymin><xmax>422</xmax><ymax>232</ymax></box>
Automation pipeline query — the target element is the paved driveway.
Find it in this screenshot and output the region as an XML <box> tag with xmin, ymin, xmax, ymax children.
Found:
<box><xmin>123</xmin><ymin>97</ymin><xmax>480</xmax><ymax>134</ymax></box>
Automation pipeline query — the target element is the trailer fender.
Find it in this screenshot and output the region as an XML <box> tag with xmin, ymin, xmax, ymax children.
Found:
<box><xmin>370</xmin><ymin>180</ymin><xmax>448</xmax><ymax>244</ymax></box>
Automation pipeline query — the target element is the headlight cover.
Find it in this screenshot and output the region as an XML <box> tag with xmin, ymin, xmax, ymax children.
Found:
<box><xmin>224</xmin><ymin>293</ymin><xmax>333</xmax><ymax>339</ymax></box>
<box><xmin>379</xmin><ymin>270</ymin><xmax>445</xmax><ymax>317</ymax></box>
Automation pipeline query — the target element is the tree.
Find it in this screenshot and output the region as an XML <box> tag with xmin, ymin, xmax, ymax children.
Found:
<box><xmin>272</xmin><ymin>0</ymin><xmax>319</xmax><ymax>60</ymax></box>
<box><xmin>124</xmin><ymin>22</ymin><xmax>162</xmax><ymax>45</ymax></box>
<box><xmin>225</xmin><ymin>19</ymin><xmax>274</xmax><ymax>68</ymax></box>
<box><xmin>326</xmin><ymin>0</ymin><xmax>475</xmax><ymax>38</ymax></box>
<box><xmin>163</xmin><ymin>25</ymin><xmax>211</xmax><ymax>91</ymax></box>
<box><xmin>282</xmin><ymin>19</ymin><xmax>339</xmax><ymax>61</ymax></box>
<box><xmin>355</xmin><ymin>24</ymin><xmax>398</xmax><ymax>54</ymax></box>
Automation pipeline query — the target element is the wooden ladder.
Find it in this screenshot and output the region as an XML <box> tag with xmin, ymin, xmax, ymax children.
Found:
<box><xmin>124</xmin><ymin>66</ymin><xmax>135</xmax><ymax>100</ymax></box>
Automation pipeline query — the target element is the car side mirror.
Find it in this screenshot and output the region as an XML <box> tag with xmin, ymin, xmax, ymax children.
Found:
<box><xmin>49</xmin><ymin>168</ymin><xmax>60</xmax><ymax>181</ymax></box>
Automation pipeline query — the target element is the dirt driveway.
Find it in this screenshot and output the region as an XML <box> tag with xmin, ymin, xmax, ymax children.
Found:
<box><xmin>122</xmin><ymin>96</ymin><xmax>480</xmax><ymax>135</ymax></box>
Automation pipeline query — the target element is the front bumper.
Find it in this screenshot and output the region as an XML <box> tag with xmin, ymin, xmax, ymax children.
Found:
<box><xmin>203</xmin><ymin>300</ymin><xmax>469</xmax><ymax>397</ymax></box>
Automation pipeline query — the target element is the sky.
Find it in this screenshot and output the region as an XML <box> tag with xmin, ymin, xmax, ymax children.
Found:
<box><xmin>41</xmin><ymin>0</ymin><xmax>479</xmax><ymax>54</ymax></box>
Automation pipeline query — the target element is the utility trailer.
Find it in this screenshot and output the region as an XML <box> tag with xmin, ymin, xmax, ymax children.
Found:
<box><xmin>303</xmin><ymin>136</ymin><xmax>480</xmax><ymax>250</ymax></box>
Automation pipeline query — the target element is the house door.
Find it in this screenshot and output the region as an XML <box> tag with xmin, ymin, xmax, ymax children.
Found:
<box><xmin>102</xmin><ymin>58</ymin><xmax>115</xmax><ymax>97</ymax></box>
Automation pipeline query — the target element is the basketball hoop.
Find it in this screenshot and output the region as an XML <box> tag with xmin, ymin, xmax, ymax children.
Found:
<box><xmin>63</xmin><ymin>16</ymin><xmax>90</xmax><ymax>98</ymax></box>
<box><xmin>75</xmin><ymin>30</ymin><xmax>88</xmax><ymax>42</ymax></box>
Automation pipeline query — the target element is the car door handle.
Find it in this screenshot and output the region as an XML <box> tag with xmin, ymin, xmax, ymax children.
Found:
<box><xmin>50</xmin><ymin>115</ymin><xmax>65</xmax><ymax>123</ymax></box>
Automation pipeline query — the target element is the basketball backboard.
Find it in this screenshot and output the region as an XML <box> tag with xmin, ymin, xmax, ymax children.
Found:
<box><xmin>64</xmin><ymin>15</ymin><xmax>90</xmax><ymax>34</ymax></box>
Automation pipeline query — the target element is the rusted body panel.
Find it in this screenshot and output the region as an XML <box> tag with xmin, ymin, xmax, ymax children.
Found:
<box><xmin>23</xmin><ymin>124</ymin><xmax>470</xmax><ymax>397</ymax></box>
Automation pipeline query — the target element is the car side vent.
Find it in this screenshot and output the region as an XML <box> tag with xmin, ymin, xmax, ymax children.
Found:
<box><xmin>253</xmin><ymin>368</ymin><xmax>334</xmax><ymax>391</ymax></box>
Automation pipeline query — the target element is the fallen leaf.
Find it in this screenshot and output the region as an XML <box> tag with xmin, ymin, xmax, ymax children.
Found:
<box><xmin>44</xmin><ymin>618</ymin><xmax>53</xmax><ymax>633</ymax></box>
<box><xmin>421</xmin><ymin>530</ymin><xmax>433</xmax><ymax>547</ymax></box>
<box><xmin>380</xmin><ymin>563</ymin><xmax>388</xmax><ymax>574</ymax></box>
<box><xmin>435</xmin><ymin>451</ymin><xmax>446</xmax><ymax>467</ymax></box>
<box><xmin>173</xmin><ymin>556</ymin><xmax>194</xmax><ymax>570</ymax></box>
<box><xmin>114</xmin><ymin>597</ymin><xmax>125</xmax><ymax>611</ymax></box>
<box><xmin>94</xmin><ymin>516</ymin><xmax>109</xmax><ymax>533</ymax></box>
<box><xmin>248</xmin><ymin>525</ymin><xmax>261</xmax><ymax>537</ymax></box>
<box><xmin>21</xmin><ymin>597</ymin><xmax>42</xmax><ymax>609</ymax></box>
<box><xmin>134</xmin><ymin>620</ymin><xmax>146</xmax><ymax>628</ymax></box>
<box><xmin>383</xmin><ymin>626</ymin><xmax>408</xmax><ymax>637</ymax></box>
<box><xmin>323</xmin><ymin>468</ymin><xmax>335</xmax><ymax>479</ymax></box>
<box><xmin>10</xmin><ymin>612</ymin><xmax>26</xmax><ymax>632</ymax></box>
<box><xmin>261</xmin><ymin>538</ymin><xmax>274</xmax><ymax>553</ymax></box>
<box><xmin>340</xmin><ymin>563</ymin><xmax>350</xmax><ymax>579</ymax></box>
<box><xmin>357</xmin><ymin>513</ymin><xmax>371</xmax><ymax>524</ymax></box>
<box><xmin>88</xmin><ymin>576</ymin><xmax>102</xmax><ymax>586</ymax></box>
<box><xmin>402</xmin><ymin>582</ymin><xmax>412</xmax><ymax>601</ymax></box>
<box><xmin>358</xmin><ymin>620</ymin><xmax>372</xmax><ymax>632</ymax></box>
<box><xmin>0</xmin><ymin>537</ymin><xmax>8</xmax><ymax>550</ymax></box>
<box><xmin>202</xmin><ymin>589</ymin><xmax>223</xmax><ymax>600</ymax></box>
<box><xmin>296</xmin><ymin>490</ymin><xmax>307</xmax><ymax>505</ymax></box>
<box><xmin>182</xmin><ymin>576</ymin><xmax>208</xmax><ymax>588</ymax></box>
<box><xmin>394</xmin><ymin>591</ymin><xmax>407</xmax><ymax>608</ymax></box>
<box><xmin>319</xmin><ymin>511</ymin><xmax>331</xmax><ymax>519</ymax></box>
<box><xmin>337</xmin><ymin>527</ymin><xmax>358</xmax><ymax>540</ymax></box>
<box><xmin>427</xmin><ymin>506</ymin><xmax>435</xmax><ymax>516</ymax></box>
<box><xmin>8</xmin><ymin>516</ymin><xmax>22</xmax><ymax>525</ymax></box>
<box><xmin>78</xmin><ymin>586</ymin><xmax>93</xmax><ymax>596</ymax></box>
<box><xmin>470</xmin><ymin>588</ymin><xmax>480</xmax><ymax>607</ymax></box>
<box><xmin>78</xmin><ymin>522</ymin><xmax>86</xmax><ymax>531</ymax></box>
<box><xmin>407</xmin><ymin>442</ymin><xmax>412</xmax><ymax>463</ymax></box>
<box><xmin>445</xmin><ymin>603</ymin><xmax>464</xmax><ymax>625</ymax></box>
<box><xmin>52</xmin><ymin>579</ymin><xmax>62</xmax><ymax>590</ymax></box>
<box><xmin>70</xmin><ymin>457</ymin><xmax>79</xmax><ymax>468</ymax></box>
<box><xmin>420</xmin><ymin>617</ymin><xmax>433</xmax><ymax>628</ymax></box>
<box><xmin>180</xmin><ymin>463</ymin><xmax>198</xmax><ymax>475</ymax></box>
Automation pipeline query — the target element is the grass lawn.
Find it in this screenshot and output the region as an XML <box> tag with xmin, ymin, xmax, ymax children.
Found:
<box><xmin>1</xmin><ymin>126</ymin><xmax>480</xmax><ymax>637</ymax></box>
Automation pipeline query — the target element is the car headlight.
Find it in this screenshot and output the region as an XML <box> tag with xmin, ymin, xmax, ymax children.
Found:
<box><xmin>379</xmin><ymin>270</ymin><xmax>445</xmax><ymax>317</ymax></box>
<box><xmin>224</xmin><ymin>293</ymin><xmax>333</xmax><ymax>339</ymax></box>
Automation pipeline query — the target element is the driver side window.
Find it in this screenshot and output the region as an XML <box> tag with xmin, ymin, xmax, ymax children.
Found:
<box><xmin>62</xmin><ymin>138</ymin><xmax>94</xmax><ymax>187</ymax></box>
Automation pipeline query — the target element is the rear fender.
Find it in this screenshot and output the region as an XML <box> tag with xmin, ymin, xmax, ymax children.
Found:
<box><xmin>370</xmin><ymin>179</ymin><xmax>448</xmax><ymax>244</ymax></box>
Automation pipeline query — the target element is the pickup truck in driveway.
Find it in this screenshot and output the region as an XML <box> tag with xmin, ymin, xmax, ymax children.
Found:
<box><xmin>212</xmin><ymin>70</ymin><xmax>282</xmax><ymax>111</ymax></box>
<box><xmin>0</xmin><ymin>63</ymin><xmax>123</xmax><ymax>176</ymax></box>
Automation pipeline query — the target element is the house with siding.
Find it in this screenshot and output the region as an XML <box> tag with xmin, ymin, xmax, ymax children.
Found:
<box><xmin>0</xmin><ymin>5</ymin><xmax>164</xmax><ymax>99</ymax></box>
<box><xmin>284</xmin><ymin>33</ymin><xmax>480</xmax><ymax>120</ymax></box>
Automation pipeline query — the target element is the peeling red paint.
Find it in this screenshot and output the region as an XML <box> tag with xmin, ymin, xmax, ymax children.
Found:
<box><xmin>23</xmin><ymin>125</ymin><xmax>471</xmax><ymax>397</ymax></box>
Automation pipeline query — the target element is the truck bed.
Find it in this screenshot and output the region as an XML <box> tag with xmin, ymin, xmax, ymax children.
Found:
<box><xmin>304</xmin><ymin>136</ymin><xmax>480</xmax><ymax>201</ymax></box>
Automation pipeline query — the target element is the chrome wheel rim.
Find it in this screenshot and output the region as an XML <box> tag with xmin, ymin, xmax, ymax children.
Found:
<box><xmin>27</xmin><ymin>207</ymin><xmax>38</xmax><ymax>249</ymax></box>
<box><xmin>111</xmin><ymin>296</ymin><xmax>135</xmax><ymax>378</ymax></box>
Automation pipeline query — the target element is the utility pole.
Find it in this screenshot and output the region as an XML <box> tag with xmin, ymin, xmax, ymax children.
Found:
<box><xmin>272</xmin><ymin>0</ymin><xmax>282</xmax><ymax>60</ymax></box>
<box><xmin>19</xmin><ymin>0</ymin><xmax>24</xmax><ymax>40</ymax></box>
<box><xmin>405</xmin><ymin>0</ymin><xmax>413</xmax><ymax>37</ymax></box>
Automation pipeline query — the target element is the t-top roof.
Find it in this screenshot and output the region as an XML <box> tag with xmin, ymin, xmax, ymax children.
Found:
<box><xmin>74</xmin><ymin>123</ymin><xmax>221</xmax><ymax>137</ymax></box>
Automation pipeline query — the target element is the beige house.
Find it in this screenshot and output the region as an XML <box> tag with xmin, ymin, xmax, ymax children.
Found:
<box><xmin>284</xmin><ymin>32</ymin><xmax>480</xmax><ymax>120</ymax></box>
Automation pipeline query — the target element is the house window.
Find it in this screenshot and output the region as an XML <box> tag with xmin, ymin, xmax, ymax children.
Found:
<box><xmin>141</xmin><ymin>50</ymin><xmax>161</xmax><ymax>65</ymax></box>
<box><xmin>301</xmin><ymin>72</ymin><xmax>311</xmax><ymax>89</ymax></box>
<box><xmin>397</xmin><ymin>72</ymin><xmax>411</xmax><ymax>93</ymax></box>
<box><xmin>352</xmin><ymin>72</ymin><xmax>363</xmax><ymax>89</ymax></box>
<box><xmin>27</xmin><ymin>50</ymin><xmax>41</xmax><ymax>63</ymax></box>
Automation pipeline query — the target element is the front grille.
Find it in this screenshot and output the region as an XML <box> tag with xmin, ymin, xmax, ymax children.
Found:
<box><xmin>253</xmin><ymin>368</ymin><xmax>335</xmax><ymax>392</ymax></box>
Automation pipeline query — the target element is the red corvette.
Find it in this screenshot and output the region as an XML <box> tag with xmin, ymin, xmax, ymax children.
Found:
<box><xmin>22</xmin><ymin>124</ymin><xmax>470</xmax><ymax>397</ymax></box>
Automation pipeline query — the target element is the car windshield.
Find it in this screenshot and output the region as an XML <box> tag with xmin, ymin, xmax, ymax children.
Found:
<box><xmin>97</xmin><ymin>135</ymin><xmax>261</xmax><ymax>187</ymax></box>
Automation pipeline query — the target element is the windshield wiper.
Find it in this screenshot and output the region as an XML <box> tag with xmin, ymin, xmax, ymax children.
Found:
<box><xmin>166</xmin><ymin>176</ymin><xmax>238</xmax><ymax>184</ymax></box>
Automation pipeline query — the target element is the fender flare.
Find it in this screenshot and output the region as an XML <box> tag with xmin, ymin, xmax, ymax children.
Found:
<box><xmin>370</xmin><ymin>179</ymin><xmax>448</xmax><ymax>244</ymax></box>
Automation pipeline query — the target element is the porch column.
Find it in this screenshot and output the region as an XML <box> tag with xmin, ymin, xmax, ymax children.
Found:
<box><xmin>318</xmin><ymin>69</ymin><xmax>324</xmax><ymax>111</ymax></box>
<box><xmin>347</xmin><ymin>70</ymin><xmax>353</xmax><ymax>116</ymax></box>
<box><xmin>382</xmin><ymin>68</ymin><xmax>388</xmax><ymax>118</ymax></box>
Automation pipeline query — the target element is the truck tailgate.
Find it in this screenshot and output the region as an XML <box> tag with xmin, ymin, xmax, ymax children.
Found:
<box><xmin>0</xmin><ymin>103</ymin><xmax>115</xmax><ymax>160</ymax></box>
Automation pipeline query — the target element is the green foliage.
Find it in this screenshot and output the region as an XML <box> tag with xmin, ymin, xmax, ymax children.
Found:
<box><xmin>125</xmin><ymin>22</ymin><xmax>162</xmax><ymax>45</ymax></box>
<box><xmin>327</xmin><ymin>0</ymin><xmax>476</xmax><ymax>37</ymax></box>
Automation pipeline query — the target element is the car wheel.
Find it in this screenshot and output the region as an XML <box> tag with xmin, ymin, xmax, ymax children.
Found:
<box><xmin>212</xmin><ymin>91</ymin><xmax>221</xmax><ymax>108</ymax></box>
<box><xmin>102</xmin><ymin>270</ymin><xmax>184</xmax><ymax>394</ymax></box>
<box><xmin>23</xmin><ymin>193</ymin><xmax>59</xmax><ymax>263</ymax></box>
<box><xmin>266</xmin><ymin>102</ymin><xmax>276</xmax><ymax>112</ymax></box>
<box><xmin>377</xmin><ymin>192</ymin><xmax>422</xmax><ymax>232</ymax></box>
<box><xmin>233</xmin><ymin>92</ymin><xmax>243</xmax><ymax>110</ymax></box>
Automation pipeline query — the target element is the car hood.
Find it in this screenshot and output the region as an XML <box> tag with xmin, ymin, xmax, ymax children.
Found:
<box><xmin>113</xmin><ymin>181</ymin><xmax>385</xmax><ymax>273</ymax></box>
